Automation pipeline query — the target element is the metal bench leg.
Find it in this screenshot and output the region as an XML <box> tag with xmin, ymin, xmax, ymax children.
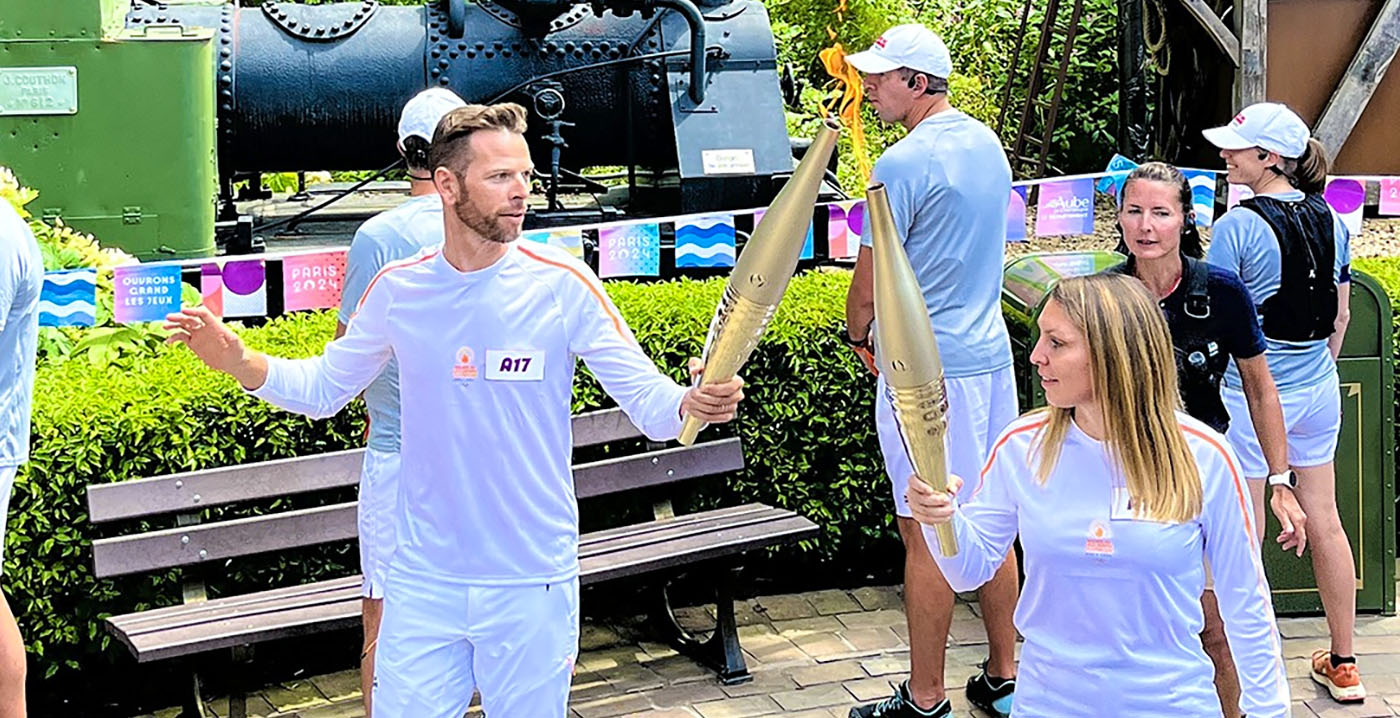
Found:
<box><xmin>653</xmin><ymin>565</ymin><xmax>752</xmax><ymax>685</ymax></box>
<box><xmin>178</xmin><ymin>670</ymin><xmax>208</xmax><ymax>718</ymax></box>
<box><xmin>227</xmin><ymin>645</ymin><xmax>254</xmax><ymax>718</ymax></box>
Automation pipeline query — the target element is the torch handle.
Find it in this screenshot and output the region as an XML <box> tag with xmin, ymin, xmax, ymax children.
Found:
<box><xmin>931</xmin><ymin>521</ymin><xmax>959</xmax><ymax>558</ymax></box>
<box><xmin>678</xmin><ymin>416</ymin><xmax>706</xmax><ymax>446</ymax></box>
<box><xmin>887</xmin><ymin>380</ymin><xmax>958</xmax><ymax>556</ymax></box>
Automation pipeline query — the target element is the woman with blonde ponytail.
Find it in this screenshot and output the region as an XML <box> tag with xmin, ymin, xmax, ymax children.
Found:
<box><xmin>1204</xmin><ymin>102</ymin><xmax>1364</xmax><ymax>703</ymax></box>
<box><xmin>906</xmin><ymin>274</ymin><xmax>1289</xmax><ymax>718</ymax></box>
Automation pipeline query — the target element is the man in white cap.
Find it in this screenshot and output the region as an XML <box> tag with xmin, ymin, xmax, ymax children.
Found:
<box><xmin>334</xmin><ymin>86</ymin><xmax>466</xmax><ymax>715</ymax></box>
<box><xmin>841</xmin><ymin>23</ymin><xmax>1020</xmax><ymax>718</ymax></box>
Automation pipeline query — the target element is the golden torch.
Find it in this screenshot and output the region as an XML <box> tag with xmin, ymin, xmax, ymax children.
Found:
<box><xmin>677</xmin><ymin>118</ymin><xmax>841</xmax><ymax>445</ymax></box>
<box><xmin>867</xmin><ymin>183</ymin><xmax>958</xmax><ymax>557</ymax></box>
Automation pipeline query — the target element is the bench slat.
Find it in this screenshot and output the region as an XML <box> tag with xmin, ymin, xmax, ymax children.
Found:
<box><xmin>87</xmin><ymin>408</ymin><xmax>644</xmax><ymax>524</ymax></box>
<box><xmin>93</xmin><ymin>502</ymin><xmax>359</xmax><ymax>579</ymax></box>
<box><xmin>579</xmin><ymin>504</ymin><xmax>786</xmax><ymax>558</ymax></box>
<box><xmin>103</xmin><ymin>506</ymin><xmax>818</xmax><ymax>663</ymax></box>
<box><xmin>581</xmin><ymin>513</ymin><xmax>819</xmax><ymax>584</ymax></box>
<box><xmin>92</xmin><ymin>439</ymin><xmax>746</xmax><ymax>578</ymax></box>
<box><xmin>575</xmin><ymin>438</ymin><xmax>743</xmax><ymax>499</ymax></box>
<box><xmin>110</xmin><ymin>576</ymin><xmax>364</xmax><ymax>636</ymax></box>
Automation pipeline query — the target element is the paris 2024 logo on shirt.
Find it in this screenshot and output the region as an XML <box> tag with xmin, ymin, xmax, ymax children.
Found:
<box><xmin>453</xmin><ymin>347</ymin><xmax>478</xmax><ymax>380</ymax></box>
<box><xmin>1084</xmin><ymin>519</ymin><xmax>1114</xmax><ymax>560</ymax></box>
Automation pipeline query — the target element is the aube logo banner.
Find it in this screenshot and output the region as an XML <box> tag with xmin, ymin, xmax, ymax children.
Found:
<box><xmin>1035</xmin><ymin>178</ymin><xmax>1095</xmax><ymax>237</ymax></box>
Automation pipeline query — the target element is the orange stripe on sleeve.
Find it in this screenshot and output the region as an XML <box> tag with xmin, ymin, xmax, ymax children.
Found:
<box><xmin>1180</xmin><ymin>424</ymin><xmax>1254</xmax><ymax>539</ymax></box>
<box><xmin>353</xmin><ymin>250</ymin><xmax>440</xmax><ymax>315</ymax></box>
<box><xmin>517</xmin><ymin>245</ymin><xmax>628</xmax><ymax>340</ymax></box>
<box><xmin>971</xmin><ymin>419</ymin><xmax>1047</xmax><ymax>498</ymax></box>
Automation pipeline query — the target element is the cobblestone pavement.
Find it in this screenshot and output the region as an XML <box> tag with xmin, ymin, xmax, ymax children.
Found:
<box><xmin>137</xmin><ymin>582</ymin><xmax>1400</xmax><ymax>718</ymax></box>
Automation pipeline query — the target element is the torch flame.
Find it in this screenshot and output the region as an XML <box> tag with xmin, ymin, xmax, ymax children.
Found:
<box><xmin>818</xmin><ymin>1</ymin><xmax>871</xmax><ymax>183</ymax></box>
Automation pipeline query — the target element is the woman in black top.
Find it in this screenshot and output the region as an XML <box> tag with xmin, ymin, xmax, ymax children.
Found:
<box><xmin>1108</xmin><ymin>162</ymin><xmax>1304</xmax><ymax>718</ymax></box>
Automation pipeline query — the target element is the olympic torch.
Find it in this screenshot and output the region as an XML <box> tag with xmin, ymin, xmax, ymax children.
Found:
<box><xmin>677</xmin><ymin>118</ymin><xmax>841</xmax><ymax>445</ymax></box>
<box><xmin>867</xmin><ymin>183</ymin><xmax>958</xmax><ymax>557</ymax></box>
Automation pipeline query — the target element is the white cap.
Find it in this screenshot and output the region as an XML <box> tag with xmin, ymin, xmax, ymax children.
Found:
<box><xmin>1202</xmin><ymin>102</ymin><xmax>1310</xmax><ymax>158</ymax></box>
<box><xmin>845</xmin><ymin>24</ymin><xmax>953</xmax><ymax>78</ymax></box>
<box><xmin>396</xmin><ymin>87</ymin><xmax>468</xmax><ymax>148</ymax></box>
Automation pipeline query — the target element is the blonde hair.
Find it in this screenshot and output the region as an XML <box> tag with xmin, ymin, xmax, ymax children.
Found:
<box><xmin>427</xmin><ymin>102</ymin><xmax>529</xmax><ymax>173</ymax></box>
<box><xmin>1033</xmin><ymin>274</ymin><xmax>1203</xmax><ymax>522</ymax></box>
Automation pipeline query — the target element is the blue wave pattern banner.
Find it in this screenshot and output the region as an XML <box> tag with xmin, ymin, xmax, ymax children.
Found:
<box><xmin>39</xmin><ymin>268</ymin><xmax>97</xmax><ymax>327</ymax></box>
<box><xmin>1183</xmin><ymin>170</ymin><xmax>1218</xmax><ymax>228</ymax></box>
<box><xmin>674</xmin><ymin>214</ymin><xmax>736</xmax><ymax>268</ymax></box>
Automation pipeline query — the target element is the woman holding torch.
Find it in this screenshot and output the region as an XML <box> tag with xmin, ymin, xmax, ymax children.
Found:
<box><xmin>906</xmin><ymin>274</ymin><xmax>1289</xmax><ymax>718</ymax></box>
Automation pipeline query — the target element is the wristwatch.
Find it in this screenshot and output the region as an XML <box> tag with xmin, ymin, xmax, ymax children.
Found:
<box><xmin>1266</xmin><ymin>469</ymin><xmax>1298</xmax><ymax>489</ymax></box>
<box><xmin>839</xmin><ymin>326</ymin><xmax>870</xmax><ymax>348</ymax></box>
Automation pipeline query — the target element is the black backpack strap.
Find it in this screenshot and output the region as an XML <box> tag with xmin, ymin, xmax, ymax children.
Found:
<box><xmin>1182</xmin><ymin>255</ymin><xmax>1210</xmax><ymax>320</ymax></box>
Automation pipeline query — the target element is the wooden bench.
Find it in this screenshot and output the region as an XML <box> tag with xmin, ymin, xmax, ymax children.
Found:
<box><xmin>87</xmin><ymin>407</ymin><xmax>818</xmax><ymax>717</ymax></box>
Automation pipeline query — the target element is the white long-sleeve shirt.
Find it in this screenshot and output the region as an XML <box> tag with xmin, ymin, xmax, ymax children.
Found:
<box><xmin>926</xmin><ymin>412</ymin><xmax>1288</xmax><ymax>718</ymax></box>
<box><xmin>253</xmin><ymin>241</ymin><xmax>688</xmax><ymax>586</ymax></box>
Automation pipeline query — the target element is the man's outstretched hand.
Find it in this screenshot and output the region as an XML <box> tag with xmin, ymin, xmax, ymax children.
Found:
<box><xmin>164</xmin><ymin>306</ymin><xmax>268</xmax><ymax>389</ymax></box>
<box><xmin>681</xmin><ymin>357</ymin><xmax>745</xmax><ymax>424</ymax></box>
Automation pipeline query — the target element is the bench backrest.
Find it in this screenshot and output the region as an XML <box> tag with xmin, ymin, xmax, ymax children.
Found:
<box><xmin>87</xmin><ymin>408</ymin><xmax>743</xmax><ymax>579</ymax></box>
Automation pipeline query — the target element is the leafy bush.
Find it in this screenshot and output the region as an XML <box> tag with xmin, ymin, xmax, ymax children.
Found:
<box><xmin>2</xmin><ymin>168</ymin><xmax>176</xmax><ymax>367</ymax></box>
<box><xmin>18</xmin><ymin>269</ymin><xmax>889</xmax><ymax>687</ymax></box>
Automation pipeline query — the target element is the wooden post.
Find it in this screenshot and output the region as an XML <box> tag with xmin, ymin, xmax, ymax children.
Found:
<box><xmin>1236</xmin><ymin>0</ymin><xmax>1267</xmax><ymax>106</ymax></box>
<box><xmin>1313</xmin><ymin>0</ymin><xmax>1400</xmax><ymax>158</ymax></box>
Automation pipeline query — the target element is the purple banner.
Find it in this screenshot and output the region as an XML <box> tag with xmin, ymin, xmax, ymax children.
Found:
<box><xmin>1324</xmin><ymin>178</ymin><xmax>1365</xmax><ymax>236</ymax></box>
<box><xmin>1007</xmin><ymin>186</ymin><xmax>1028</xmax><ymax>242</ymax></box>
<box><xmin>113</xmin><ymin>264</ymin><xmax>182</xmax><ymax>323</ymax></box>
<box><xmin>1035</xmin><ymin>179</ymin><xmax>1095</xmax><ymax>237</ymax></box>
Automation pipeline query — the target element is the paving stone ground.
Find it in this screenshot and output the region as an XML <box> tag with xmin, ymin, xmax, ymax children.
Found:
<box><xmin>137</xmin><ymin>581</ymin><xmax>1400</xmax><ymax>718</ymax></box>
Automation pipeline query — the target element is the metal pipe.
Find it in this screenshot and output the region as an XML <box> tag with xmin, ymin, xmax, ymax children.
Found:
<box><xmin>654</xmin><ymin>0</ymin><xmax>707</xmax><ymax>104</ymax></box>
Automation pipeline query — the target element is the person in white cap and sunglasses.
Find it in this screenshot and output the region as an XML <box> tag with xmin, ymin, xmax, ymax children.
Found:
<box><xmin>333</xmin><ymin>86</ymin><xmax>467</xmax><ymax>716</ymax></box>
<box><xmin>841</xmin><ymin>22</ymin><xmax>1020</xmax><ymax>718</ymax></box>
<box><xmin>1204</xmin><ymin>102</ymin><xmax>1364</xmax><ymax>705</ymax></box>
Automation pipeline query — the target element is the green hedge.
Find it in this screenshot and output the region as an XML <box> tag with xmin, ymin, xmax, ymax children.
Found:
<box><xmin>25</xmin><ymin>262</ymin><xmax>1400</xmax><ymax>687</ymax></box>
<box><xmin>17</xmin><ymin>270</ymin><xmax>890</xmax><ymax>684</ymax></box>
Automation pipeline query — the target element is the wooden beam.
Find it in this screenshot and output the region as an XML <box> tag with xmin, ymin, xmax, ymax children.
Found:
<box><xmin>1236</xmin><ymin>0</ymin><xmax>1267</xmax><ymax>105</ymax></box>
<box><xmin>1313</xmin><ymin>0</ymin><xmax>1400</xmax><ymax>158</ymax></box>
<box><xmin>1177</xmin><ymin>0</ymin><xmax>1241</xmax><ymax>66</ymax></box>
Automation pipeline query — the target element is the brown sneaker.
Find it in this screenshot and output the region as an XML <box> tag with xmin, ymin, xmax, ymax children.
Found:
<box><xmin>1310</xmin><ymin>650</ymin><xmax>1366</xmax><ymax>703</ymax></box>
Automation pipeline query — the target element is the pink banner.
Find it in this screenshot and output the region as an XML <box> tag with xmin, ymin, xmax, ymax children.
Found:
<box><xmin>1379</xmin><ymin>178</ymin><xmax>1400</xmax><ymax>216</ymax></box>
<box><xmin>283</xmin><ymin>251</ymin><xmax>348</xmax><ymax>311</ymax></box>
<box><xmin>827</xmin><ymin>200</ymin><xmax>864</xmax><ymax>258</ymax></box>
<box><xmin>1034</xmin><ymin>179</ymin><xmax>1094</xmax><ymax>237</ymax></box>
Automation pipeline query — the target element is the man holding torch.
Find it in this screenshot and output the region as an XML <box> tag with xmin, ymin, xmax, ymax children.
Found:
<box><xmin>842</xmin><ymin>23</ymin><xmax>1021</xmax><ymax>718</ymax></box>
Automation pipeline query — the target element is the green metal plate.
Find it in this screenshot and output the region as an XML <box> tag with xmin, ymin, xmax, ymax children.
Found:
<box><xmin>0</xmin><ymin>67</ymin><xmax>78</xmax><ymax>116</ymax></box>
